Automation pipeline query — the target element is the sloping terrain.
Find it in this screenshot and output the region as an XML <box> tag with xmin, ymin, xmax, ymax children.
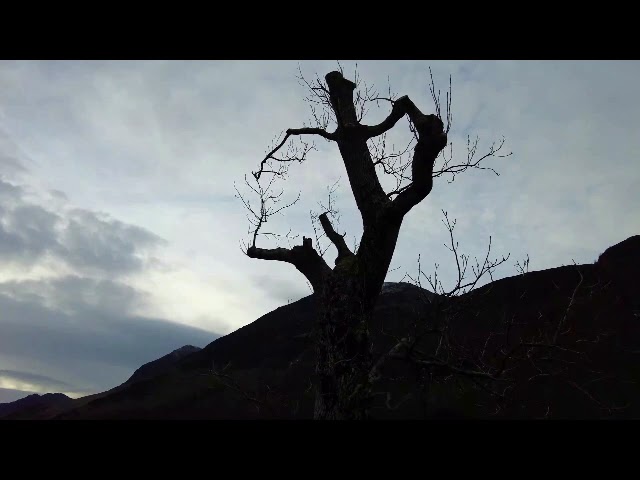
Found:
<box><xmin>0</xmin><ymin>393</ymin><xmax>73</xmax><ymax>419</ymax></box>
<box><xmin>57</xmin><ymin>283</ymin><xmax>431</xmax><ymax>419</ymax></box>
<box><xmin>124</xmin><ymin>345</ymin><xmax>201</xmax><ymax>385</ymax></box>
<box><xmin>0</xmin><ymin>345</ymin><xmax>202</xmax><ymax>419</ymax></box>
<box><xmin>3</xmin><ymin>236</ymin><xmax>639</xmax><ymax>419</ymax></box>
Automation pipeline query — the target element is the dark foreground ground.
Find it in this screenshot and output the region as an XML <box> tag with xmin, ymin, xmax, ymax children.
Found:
<box><xmin>2</xmin><ymin>236</ymin><xmax>639</xmax><ymax>420</ymax></box>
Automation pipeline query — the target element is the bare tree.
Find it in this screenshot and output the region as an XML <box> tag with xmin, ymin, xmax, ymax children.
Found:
<box><xmin>237</xmin><ymin>66</ymin><xmax>510</xmax><ymax>420</ymax></box>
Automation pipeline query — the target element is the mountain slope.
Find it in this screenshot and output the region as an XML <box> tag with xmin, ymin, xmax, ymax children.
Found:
<box><xmin>0</xmin><ymin>345</ymin><xmax>203</xmax><ymax>420</ymax></box>
<box><xmin>6</xmin><ymin>236</ymin><xmax>640</xmax><ymax>420</ymax></box>
<box><xmin>125</xmin><ymin>345</ymin><xmax>201</xmax><ymax>385</ymax></box>
<box><xmin>0</xmin><ymin>393</ymin><xmax>73</xmax><ymax>419</ymax></box>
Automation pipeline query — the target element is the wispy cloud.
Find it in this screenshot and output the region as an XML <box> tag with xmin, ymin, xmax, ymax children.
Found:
<box><xmin>0</xmin><ymin>370</ymin><xmax>75</xmax><ymax>395</ymax></box>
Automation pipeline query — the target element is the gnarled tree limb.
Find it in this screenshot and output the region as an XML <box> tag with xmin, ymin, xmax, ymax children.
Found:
<box><xmin>253</xmin><ymin>127</ymin><xmax>336</xmax><ymax>181</ymax></box>
<box><xmin>363</xmin><ymin>95</ymin><xmax>418</xmax><ymax>139</ymax></box>
<box><xmin>247</xmin><ymin>236</ymin><xmax>331</xmax><ymax>291</ymax></box>
<box><xmin>287</xmin><ymin>127</ymin><xmax>336</xmax><ymax>141</ymax></box>
<box><xmin>361</xmin><ymin>94</ymin><xmax>448</xmax><ymax>219</ymax></box>
<box><xmin>318</xmin><ymin>212</ymin><xmax>354</xmax><ymax>265</ymax></box>
<box><xmin>389</xmin><ymin>112</ymin><xmax>448</xmax><ymax>218</ymax></box>
<box><xmin>324</xmin><ymin>71</ymin><xmax>390</xmax><ymax>225</ymax></box>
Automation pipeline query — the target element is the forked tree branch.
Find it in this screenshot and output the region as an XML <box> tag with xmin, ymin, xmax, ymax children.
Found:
<box><xmin>247</xmin><ymin>236</ymin><xmax>331</xmax><ymax>291</ymax></box>
<box><xmin>253</xmin><ymin>127</ymin><xmax>336</xmax><ymax>181</ymax></box>
<box><xmin>318</xmin><ymin>212</ymin><xmax>354</xmax><ymax>265</ymax></box>
<box><xmin>321</xmin><ymin>71</ymin><xmax>391</xmax><ymax>225</ymax></box>
<box><xmin>235</xmin><ymin>173</ymin><xmax>300</xmax><ymax>250</ymax></box>
<box><xmin>363</xmin><ymin>95</ymin><xmax>421</xmax><ymax>139</ymax></box>
<box><xmin>389</xmin><ymin>111</ymin><xmax>448</xmax><ymax>218</ymax></box>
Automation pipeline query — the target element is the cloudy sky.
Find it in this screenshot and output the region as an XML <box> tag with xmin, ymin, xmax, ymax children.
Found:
<box><xmin>0</xmin><ymin>60</ymin><xmax>638</xmax><ymax>403</ymax></box>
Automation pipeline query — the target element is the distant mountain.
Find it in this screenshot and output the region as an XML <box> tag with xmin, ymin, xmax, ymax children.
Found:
<box><xmin>0</xmin><ymin>393</ymin><xmax>73</xmax><ymax>419</ymax></box>
<box><xmin>0</xmin><ymin>388</ymin><xmax>37</xmax><ymax>404</ymax></box>
<box><xmin>4</xmin><ymin>236</ymin><xmax>640</xmax><ymax>419</ymax></box>
<box><xmin>0</xmin><ymin>345</ymin><xmax>202</xmax><ymax>420</ymax></box>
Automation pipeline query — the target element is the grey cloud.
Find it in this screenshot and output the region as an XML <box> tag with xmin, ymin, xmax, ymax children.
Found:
<box><xmin>55</xmin><ymin>208</ymin><xmax>166</xmax><ymax>274</ymax></box>
<box><xmin>0</xmin><ymin>289</ymin><xmax>218</xmax><ymax>394</ymax></box>
<box><xmin>0</xmin><ymin>177</ymin><xmax>25</xmax><ymax>202</ymax></box>
<box><xmin>0</xmin><ymin>153</ymin><xmax>27</xmax><ymax>175</ymax></box>
<box><xmin>0</xmin><ymin>179</ymin><xmax>165</xmax><ymax>274</ymax></box>
<box><xmin>0</xmin><ymin>275</ymin><xmax>144</xmax><ymax>316</ymax></box>
<box><xmin>49</xmin><ymin>189</ymin><xmax>68</xmax><ymax>201</ymax></box>
<box><xmin>0</xmin><ymin>227</ymin><xmax>26</xmax><ymax>260</ymax></box>
<box><xmin>0</xmin><ymin>126</ymin><xmax>29</xmax><ymax>178</ymax></box>
<box><xmin>0</xmin><ymin>174</ymin><xmax>198</xmax><ymax>395</ymax></box>
<box><xmin>0</xmin><ymin>369</ymin><xmax>74</xmax><ymax>390</ymax></box>
<box><xmin>8</xmin><ymin>204</ymin><xmax>60</xmax><ymax>235</ymax></box>
<box><xmin>0</xmin><ymin>180</ymin><xmax>60</xmax><ymax>263</ymax></box>
<box><xmin>3</xmin><ymin>204</ymin><xmax>61</xmax><ymax>257</ymax></box>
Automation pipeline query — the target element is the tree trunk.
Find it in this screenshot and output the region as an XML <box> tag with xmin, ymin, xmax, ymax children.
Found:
<box><xmin>313</xmin><ymin>212</ymin><xmax>402</xmax><ymax>420</ymax></box>
<box><xmin>314</xmin><ymin>266</ymin><xmax>374</xmax><ymax>420</ymax></box>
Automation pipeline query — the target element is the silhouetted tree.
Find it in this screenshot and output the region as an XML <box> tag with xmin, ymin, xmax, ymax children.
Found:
<box><xmin>237</xmin><ymin>66</ymin><xmax>510</xmax><ymax>419</ymax></box>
